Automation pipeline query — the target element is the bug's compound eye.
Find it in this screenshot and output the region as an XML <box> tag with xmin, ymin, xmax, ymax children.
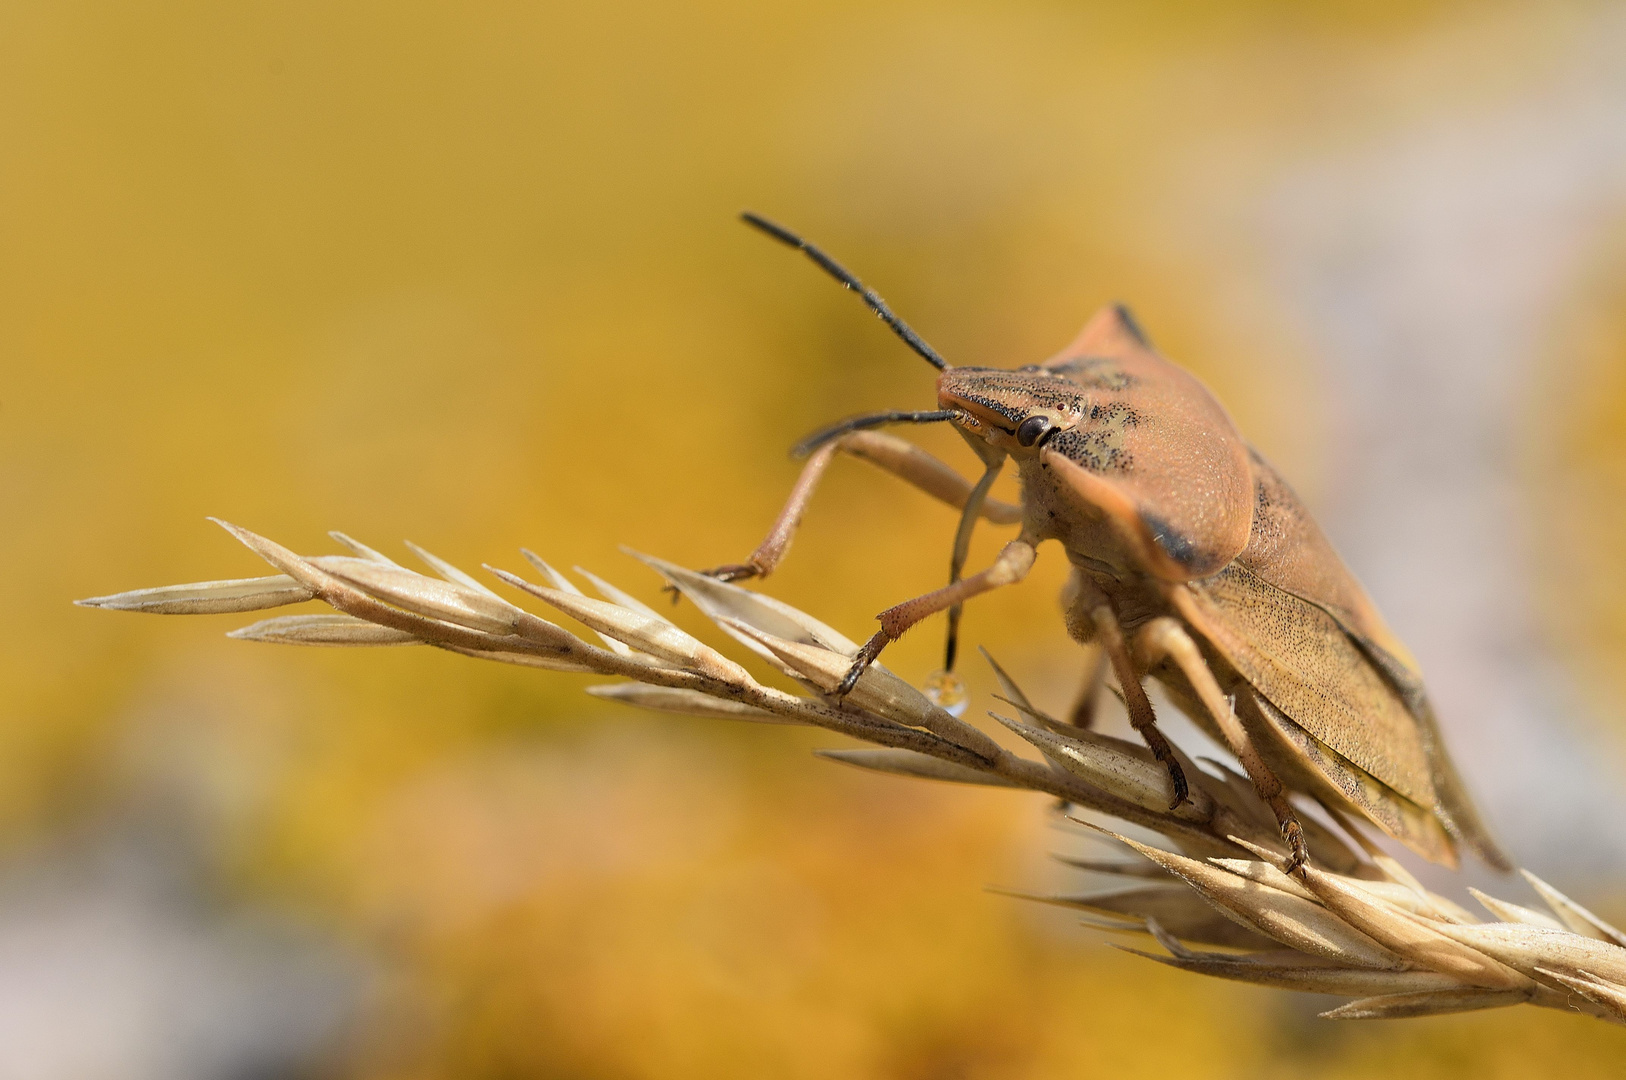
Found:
<box><xmin>1015</xmin><ymin>415</ymin><xmax>1050</xmax><ymax>447</ymax></box>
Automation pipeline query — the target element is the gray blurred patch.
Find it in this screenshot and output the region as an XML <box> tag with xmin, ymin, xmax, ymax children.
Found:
<box><xmin>0</xmin><ymin>824</ymin><xmax>363</xmax><ymax>1080</ymax></box>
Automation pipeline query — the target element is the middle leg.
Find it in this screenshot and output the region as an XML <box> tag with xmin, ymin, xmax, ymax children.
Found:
<box><xmin>1070</xmin><ymin>583</ymin><xmax>1189</xmax><ymax>810</ymax></box>
<box><xmin>942</xmin><ymin>459</ymin><xmax>1004</xmax><ymax>672</ymax></box>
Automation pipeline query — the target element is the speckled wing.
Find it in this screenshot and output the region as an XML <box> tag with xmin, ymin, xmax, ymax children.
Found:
<box><xmin>1035</xmin><ymin>306</ymin><xmax>1254</xmax><ymax>582</ymax></box>
<box><xmin>1174</xmin><ymin>451</ymin><xmax>1511</xmax><ymax>870</ymax></box>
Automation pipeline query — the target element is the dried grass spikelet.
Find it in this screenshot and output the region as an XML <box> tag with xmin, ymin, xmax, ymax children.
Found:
<box><xmin>80</xmin><ymin>522</ymin><xmax>1626</xmax><ymax>1026</ymax></box>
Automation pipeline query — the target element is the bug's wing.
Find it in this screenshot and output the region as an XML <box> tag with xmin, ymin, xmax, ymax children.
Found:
<box><xmin>1151</xmin><ymin>659</ymin><xmax>1452</xmax><ymax>869</ymax></box>
<box><xmin>1170</xmin><ymin>565</ymin><xmax>1468</xmax><ymax>866</ymax></box>
<box><xmin>1163</xmin><ymin>452</ymin><xmax>1509</xmax><ymax>870</ymax></box>
<box><xmin>1244</xmin><ymin>689</ymin><xmax>1460</xmax><ymax>868</ymax></box>
<box><xmin>1237</xmin><ymin>449</ymin><xmax>1424</xmax><ymax>683</ymax></box>
<box><xmin>1229</xmin><ymin>451</ymin><xmax>1512</xmax><ymax>870</ymax></box>
<box><xmin>1035</xmin><ymin>306</ymin><xmax>1254</xmax><ymax>582</ymax></box>
<box><xmin>1173</xmin><ymin>563</ymin><xmax>1438</xmax><ymax>805</ymax></box>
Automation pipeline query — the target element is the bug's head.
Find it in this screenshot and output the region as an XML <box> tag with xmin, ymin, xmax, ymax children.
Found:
<box><xmin>937</xmin><ymin>366</ymin><xmax>1086</xmax><ymax>456</ymax></box>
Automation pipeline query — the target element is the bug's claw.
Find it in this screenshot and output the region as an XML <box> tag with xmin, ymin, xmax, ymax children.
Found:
<box><xmin>1280</xmin><ymin>818</ymin><xmax>1310</xmax><ymax>875</ymax></box>
<box><xmin>1163</xmin><ymin>758</ymin><xmax>1189</xmax><ymax>811</ymax></box>
<box><xmin>834</xmin><ymin>631</ymin><xmax>889</xmax><ymax>698</ymax></box>
<box><xmin>667</xmin><ymin>562</ymin><xmax>762</xmax><ymax>605</ymax></box>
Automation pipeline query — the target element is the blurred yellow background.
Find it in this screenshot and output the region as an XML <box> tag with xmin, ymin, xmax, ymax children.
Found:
<box><xmin>4</xmin><ymin>0</ymin><xmax>1626</xmax><ymax>1076</ymax></box>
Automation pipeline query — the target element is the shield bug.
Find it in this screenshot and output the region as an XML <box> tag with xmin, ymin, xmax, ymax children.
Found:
<box><xmin>701</xmin><ymin>212</ymin><xmax>1510</xmax><ymax>874</ymax></box>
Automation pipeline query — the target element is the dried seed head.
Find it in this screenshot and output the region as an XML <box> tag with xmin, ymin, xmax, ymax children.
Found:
<box><xmin>406</xmin><ymin>541</ymin><xmax>501</xmax><ymax>597</ymax></box>
<box><xmin>628</xmin><ymin>550</ymin><xmax>860</xmax><ymax>655</ymax></box>
<box><xmin>311</xmin><ymin>556</ymin><xmax>520</xmax><ymax>635</ymax></box>
<box><xmin>78</xmin><ymin>527</ymin><xmax>1626</xmax><ymax>1029</ymax></box>
<box><xmin>1050</xmin><ymin>855</ymin><xmax>1166</xmax><ymax>880</ymax></box>
<box><xmin>1101</xmin><ymin>830</ymin><xmax>1406</xmax><ymax>969</ymax></box>
<box><xmin>228</xmin><ymin>613</ymin><xmax>420</xmax><ymax>646</ymax></box>
<box><xmin>585</xmin><ymin>683</ymin><xmax>788</xmax><ymax>723</ymax></box>
<box><xmin>437</xmin><ymin>645</ymin><xmax>600</xmax><ymax>673</ymax></box>
<box><xmin>1209</xmin><ymin>858</ymin><xmax>1318</xmax><ymax>903</ymax></box>
<box><xmin>1469</xmin><ymin>889</ymin><xmax>1566</xmax><ymax>931</ymax></box>
<box><xmin>1538</xmin><ymin>970</ymin><xmax>1626</xmax><ymax>1023</ymax></box>
<box><xmin>993</xmin><ymin>713</ymin><xmax>1207</xmax><ymax>819</ymax></box>
<box><xmin>723</xmin><ymin>620</ymin><xmax>1003</xmax><ymax>760</ymax></box>
<box><xmin>1295</xmin><ymin>865</ymin><xmax>1533</xmax><ymax>990</ymax></box>
<box><xmin>572</xmin><ymin>566</ymin><xmax>671</xmax><ymax>623</ymax></box>
<box><xmin>1520</xmin><ymin>870</ymin><xmax>1626</xmax><ymax>947</ymax></box>
<box><xmin>1425</xmin><ymin>922</ymin><xmax>1626</xmax><ymax>987</ymax></box>
<box><xmin>1319</xmin><ymin>988</ymin><xmax>1528</xmax><ymax>1021</ymax></box>
<box><xmin>494</xmin><ymin>568</ymin><xmax>753</xmax><ymax>685</ymax></box>
<box><xmin>327</xmin><ymin>531</ymin><xmax>401</xmax><ymax>565</ymax></box>
<box><xmin>816</xmin><ymin>748</ymin><xmax>1021</xmax><ymax>787</ymax></box>
<box><xmin>1032</xmin><ymin>884</ymin><xmax>1279</xmax><ymax>951</ymax></box>
<box><xmin>1123</xmin><ymin>948</ymin><xmax>1469</xmax><ymax>998</ymax></box>
<box><xmin>77</xmin><ymin>575</ymin><xmax>314</xmax><ymax>615</ymax></box>
<box><xmin>520</xmin><ymin>553</ymin><xmax>636</xmax><ymax>657</ymax></box>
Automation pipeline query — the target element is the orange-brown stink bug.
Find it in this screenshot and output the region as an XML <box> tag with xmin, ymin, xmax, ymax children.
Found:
<box><xmin>701</xmin><ymin>213</ymin><xmax>1510</xmax><ymax>874</ymax></box>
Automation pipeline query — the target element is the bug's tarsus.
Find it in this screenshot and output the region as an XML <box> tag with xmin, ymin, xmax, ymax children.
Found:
<box><xmin>1130</xmin><ymin>694</ymin><xmax>1188</xmax><ymax>806</ymax></box>
<box><xmin>791</xmin><ymin>409</ymin><xmax>957</xmax><ymax>458</ymax></box>
<box><xmin>836</xmin><ymin>632</ymin><xmax>889</xmax><ymax>698</ymax></box>
<box><xmin>740</xmin><ymin>211</ymin><xmax>952</xmax><ymax>372</ymax></box>
<box><xmin>1281</xmin><ymin>819</ymin><xmax>1310</xmax><ymax>876</ymax></box>
<box><xmin>1155</xmin><ymin>747</ymin><xmax>1189</xmax><ymax>810</ymax></box>
<box><xmin>691</xmin><ymin>564</ymin><xmax>758</xmax><ymax>584</ymax></box>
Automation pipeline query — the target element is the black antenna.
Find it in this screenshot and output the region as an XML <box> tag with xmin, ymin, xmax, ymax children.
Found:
<box><xmin>790</xmin><ymin>409</ymin><xmax>958</xmax><ymax>458</ymax></box>
<box><xmin>741</xmin><ymin>212</ymin><xmax>951</xmax><ymax>371</ymax></box>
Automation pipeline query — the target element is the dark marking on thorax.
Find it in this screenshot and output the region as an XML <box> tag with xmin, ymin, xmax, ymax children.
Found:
<box><xmin>1046</xmin><ymin>399</ymin><xmax>1143</xmax><ymax>474</ymax></box>
<box><xmin>1049</xmin><ymin>355</ymin><xmax>1139</xmax><ymax>392</ymax></box>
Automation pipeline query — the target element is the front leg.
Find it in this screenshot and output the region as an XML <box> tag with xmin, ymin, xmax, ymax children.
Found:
<box><xmin>697</xmin><ymin>440</ymin><xmax>840</xmax><ymax>585</ymax></box>
<box><xmin>837</xmin><ymin>538</ymin><xmax>1037</xmax><ymax>696</ymax></box>
<box><xmin>697</xmin><ymin>430</ymin><xmax>1023</xmax><ymax>586</ymax></box>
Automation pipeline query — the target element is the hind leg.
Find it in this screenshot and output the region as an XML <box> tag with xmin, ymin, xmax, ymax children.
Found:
<box><xmin>1134</xmin><ymin>617</ymin><xmax>1310</xmax><ymax>872</ymax></box>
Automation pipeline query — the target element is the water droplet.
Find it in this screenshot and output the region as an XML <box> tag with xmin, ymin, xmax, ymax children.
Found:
<box><xmin>923</xmin><ymin>670</ymin><xmax>968</xmax><ymax>717</ymax></box>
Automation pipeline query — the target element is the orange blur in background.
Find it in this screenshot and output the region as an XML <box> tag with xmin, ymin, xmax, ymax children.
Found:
<box><xmin>4</xmin><ymin>1</ymin><xmax>1626</xmax><ymax>1076</ymax></box>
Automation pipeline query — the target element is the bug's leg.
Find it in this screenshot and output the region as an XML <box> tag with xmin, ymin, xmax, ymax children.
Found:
<box><xmin>697</xmin><ymin>430</ymin><xmax>1022</xmax><ymax>586</ymax></box>
<box><xmin>942</xmin><ymin>460</ymin><xmax>1004</xmax><ymax>672</ymax></box>
<box><xmin>1135</xmin><ymin>616</ymin><xmax>1310</xmax><ymax>873</ymax></box>
<box><xmin>843</xmin><ymin>432</ymin><xmax>1021</xmax><ymax>525</ymax></box>
<box><xmin>1066</xmin><ymin>645</ymin><xmax>1109</xmax><ymax>728</ymax></box>
<box><xmin>695</xmin><ymin>441</ymin><xmax>840</xmax><ymax>586</ymax></box>
<box><xmin>1073</xmin><ymin>590</ymin><xmax>1188</xmax><ymax>809</ymax></box>
<box><xmin>838</xmin><ymin>538</ymin><xmax>1037</xmax><ymax>696</ymax></box>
